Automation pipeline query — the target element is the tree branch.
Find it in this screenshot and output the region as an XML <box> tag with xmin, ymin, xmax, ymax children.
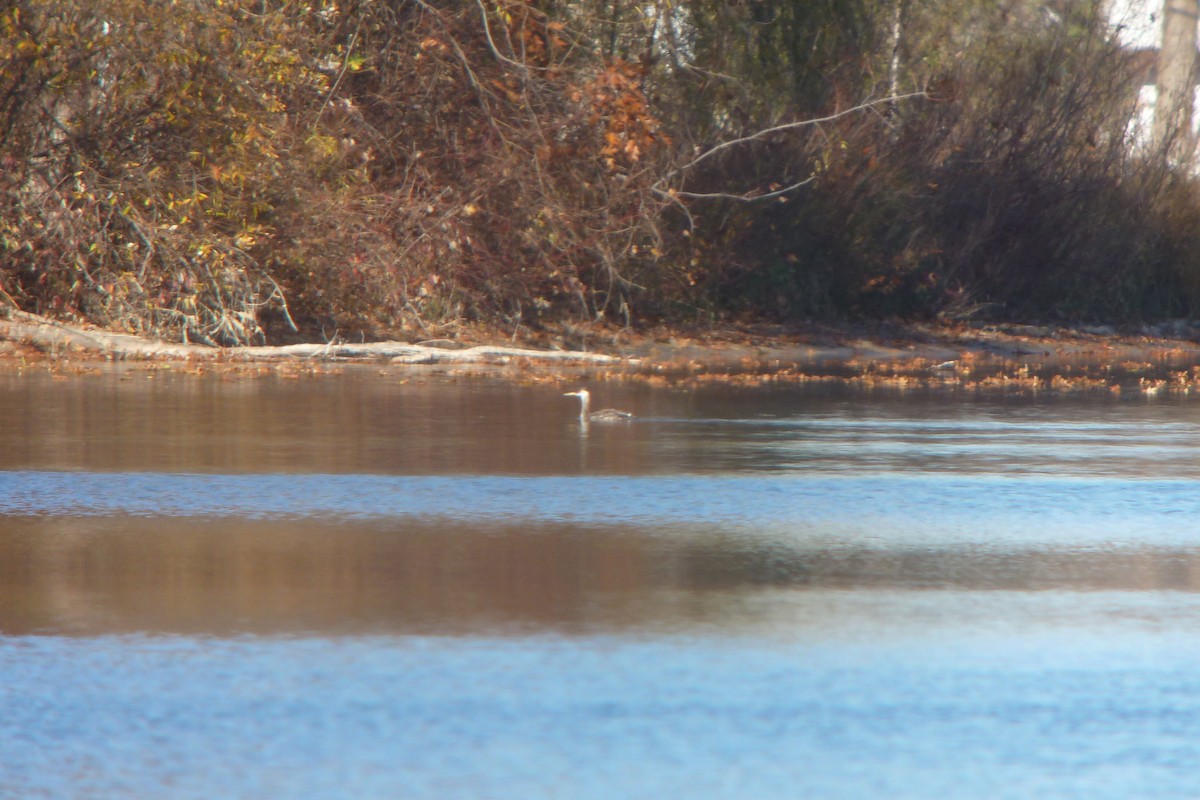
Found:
<box><xmin>658</xmin><ymin>176</ymin><xmax>816</xmax><ymax>203</ymax></box>
<box><xmin>660</xmin><ymin>91</ymin><xmax>927</xmax><ymax>185</ymax></box>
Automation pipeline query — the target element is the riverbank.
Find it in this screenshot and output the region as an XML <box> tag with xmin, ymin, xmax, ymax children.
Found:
<box><xmin>4</xmin><ymin>308</ymin><xmax>1200</xmax><ymax>396</ymax></box>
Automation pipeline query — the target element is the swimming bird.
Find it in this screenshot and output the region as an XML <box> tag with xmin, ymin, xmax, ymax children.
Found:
<box><xmin>564</xmin><ymin>388</ymin><xmax>633</xmax><ymax>423</ymax></box>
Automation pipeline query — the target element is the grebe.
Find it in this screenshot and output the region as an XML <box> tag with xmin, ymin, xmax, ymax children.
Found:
<box><xmin>564</xmin><ymin>388</ymin><xmax>633</xmax><ymax>422</ymax></box>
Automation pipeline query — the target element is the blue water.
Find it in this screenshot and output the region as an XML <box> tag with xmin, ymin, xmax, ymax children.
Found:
<box><xmin>2</xmin><ymin>471</ymin><xmax>1199</xmax><ymax>549</ymax></box>
<box><xmin>5</xmin><ymin>630</ymin><xmax>1200</xmax><ymax>799</ymax></box>
<box><xmin>4</xmin><ymin>374</ymin><xmax>1200</xmax><ymax>798</ymax></box>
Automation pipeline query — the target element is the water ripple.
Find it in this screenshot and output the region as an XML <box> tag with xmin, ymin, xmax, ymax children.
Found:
<box><xmin>3</xmin><ymin>470</ymin><xmax>1198</xmax><ymax>548</ymax></box>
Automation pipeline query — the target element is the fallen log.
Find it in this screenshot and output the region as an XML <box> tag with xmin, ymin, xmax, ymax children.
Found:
<box><xmin>0</xmin><ymin>309</ymin><xmax>627</xmax><ymax>365</ymax></box>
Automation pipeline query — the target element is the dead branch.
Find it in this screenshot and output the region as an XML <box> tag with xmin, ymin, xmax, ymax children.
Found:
<box><xmin>656</xmin><ymin>91</ymin><xmax>928</xmax><ymax>199</ymax></box>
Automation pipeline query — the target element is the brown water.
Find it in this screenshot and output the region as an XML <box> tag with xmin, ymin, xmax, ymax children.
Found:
<box><xmin>4</xmin><ymin>368</ymin><xmax>1200</xmax><ymax>799</ymax></box>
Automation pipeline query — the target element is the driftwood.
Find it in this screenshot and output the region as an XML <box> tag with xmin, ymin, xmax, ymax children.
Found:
<box><xmin>0</xmin><ymin>309</ymin><xmax>627</xmax><ymax>365</ymax></box>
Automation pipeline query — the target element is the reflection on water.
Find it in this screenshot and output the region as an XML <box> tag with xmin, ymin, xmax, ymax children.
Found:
<box><xmin>0</xmin><ymin>369</ymin><xmax>664</xmax><ymax>475</ymax></box>
<box><xmin>5</xmin><ymin>370</ymin><xmax>1200</xmax><ymax>798</ymax></box>
<box><xmin>6</xmin><ymin>368</ymin><xmax>1200</xmax><ymax>477</ymax></box>
<box><xmin>5</xmin><ymin>515</ymin><xmax>1200</xmax><ymax>637</ymax></box>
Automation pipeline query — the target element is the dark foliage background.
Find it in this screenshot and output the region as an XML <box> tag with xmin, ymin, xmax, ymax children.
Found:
<box><xmin>2</xmin><ymin>0</ymin><xmax>1199</xmax><ymax>344</ymax></box>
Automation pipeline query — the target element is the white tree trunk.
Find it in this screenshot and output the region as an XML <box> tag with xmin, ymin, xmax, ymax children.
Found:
<box><xmin>888</xmin><ymin>0</ymin><xmax>906</xmax><ymax>100</ymax></box>
<box><xmin>1154</xmin><ymin>0</ymin><xmax>1199</xmax><ymax>158</ymax></box>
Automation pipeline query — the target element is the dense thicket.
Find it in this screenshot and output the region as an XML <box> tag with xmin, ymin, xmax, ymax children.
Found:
<box><xmin>2</xmin><ymin>0</ymin><xmax>1199</xmax><ymax>344</ymax></box>
<box><xmin>675</xmin><ymin>0</ymin><xmax>1200</xmax><ymax>321</ymax></box>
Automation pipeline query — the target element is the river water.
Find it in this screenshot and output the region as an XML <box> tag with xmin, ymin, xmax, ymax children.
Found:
<box><xmin>3</xmin><ymin>368</ymin><xmax>1200</xmax><ymax>798</ymax></box>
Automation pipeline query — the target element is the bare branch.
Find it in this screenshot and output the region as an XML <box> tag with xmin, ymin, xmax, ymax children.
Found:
<box><xmin>314</xmin><ymin>21</ymin><xmax>362</xmax><ymax>129</ymax></box>
<box><xmin>473</xmin><ymin>0</ymin><xmax>532</xmax><ymax>75</ymax></box>
<box><xmin>661</xmin><ymin>91</ymin><xmax>928</xmax><ymax>184</ymax></box>
<box><xmin>658</xmin><ymin>176</ymin><xmax>816</xmax><ymax>203</ymax></box>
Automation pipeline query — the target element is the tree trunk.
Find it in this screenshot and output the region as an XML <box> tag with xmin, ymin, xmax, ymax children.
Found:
<box><xmin>888</xmin><ymin>0</ymin><xmax>906</xmax><ymax>100</ymax></box>
<box><xmin>1154</xmin><ymin>0</ymin><xmax>1199</xmax><ymax>159</ymax></box>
